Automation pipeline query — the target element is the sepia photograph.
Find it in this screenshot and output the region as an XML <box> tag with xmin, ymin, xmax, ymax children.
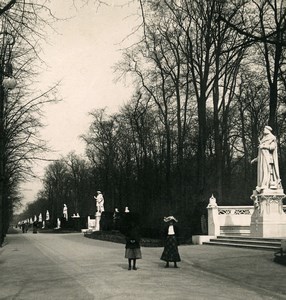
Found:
<box><xmin>1</xmin><ymin>1</ymin><xmax>286</xmax><ymax>299</ymax></box>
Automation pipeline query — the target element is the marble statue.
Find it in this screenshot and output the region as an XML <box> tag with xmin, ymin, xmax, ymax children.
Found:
<box><xmin>251</xmin><ymin>125</ymin><xmax>282</xmax><ymax>193</ymax></box>
<box><xmin>63</xmin><ymin>204</ymin><xmax>68</xmax><ymax>221</ymax></box>
<box><xmin>249</xmin><ymin>126</ymin><xmax>286</xmax><ymax>237</ymax></box>
<box><xmin>57</xmin><ymin>218</ymin><xmax>61</xmax><ymax>229</ymax></box>
<box><xmin>94</xmin><ymin>191</ymin><xmax>105</xmax><ymax>213</ymax></box>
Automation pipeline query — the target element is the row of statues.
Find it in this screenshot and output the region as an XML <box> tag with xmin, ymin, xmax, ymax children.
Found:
<box><xmin>60</xmin><ymin>191</ymin><xmax>105</xmax><ymax>221</ymax></box>
<box><xmin>72</xmin><ymin>126</ymin><xmax>284</xmax><ymax>217</ymax></box>
<box><xmin>30</xmin><ymin>124</ymin><xmax>284</xmax><ymax>228</ymax></box>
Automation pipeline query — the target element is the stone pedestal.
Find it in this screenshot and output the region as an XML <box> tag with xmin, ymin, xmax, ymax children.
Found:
<box><xmin>207</xmin><ymin>195</ymin><xmax>220</xmax><ymax>236</ymax></box>
<box><xmin>250</xmin><ymin>189</ymin><xmax>286</xmax><ymax>237</ymax></box>
<box><xmin>94</xmin><ymin>212</ymin><xmax>101</xmax><ymax>231</ymax></box>
<box><xmin>56</xmin><ymin>218</ymin><xmax>61</xmax><ymax>229</ymax></box>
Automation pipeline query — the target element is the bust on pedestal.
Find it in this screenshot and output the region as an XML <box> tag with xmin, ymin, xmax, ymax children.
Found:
<box><xmin>250</xmin><ymin>126</ymin><xmax>286</xmax><ymax>237</ymax></box>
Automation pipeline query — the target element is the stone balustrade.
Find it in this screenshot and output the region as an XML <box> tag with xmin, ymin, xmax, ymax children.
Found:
<box><xmin>217</xmin><ymin>206</ymin><xmax>254</xmax><ymax>235</ymax></box>
<box><xmin>207</xmin><ymin>195</ymin><xmax>286</xmax><ymax>236</ymax></box>
<box><xmin>192</xmin><ymin>196</ymin><xmax>286</xmax><ymax>244</ymax></box>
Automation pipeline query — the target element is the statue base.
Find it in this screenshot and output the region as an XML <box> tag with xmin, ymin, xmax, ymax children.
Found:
<box><xmin>250</xmin><ymin>190</ymin><xmax>286</xmax><ymax>237</ymax></box>
<box><xmin>94</xmin><ymin>212</ymin><xmax>101</xmax><ymax>231</ymax></box>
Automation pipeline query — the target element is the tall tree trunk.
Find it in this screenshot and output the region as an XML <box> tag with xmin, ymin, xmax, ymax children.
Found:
<box><xmin>165</xmin><ymin>120</ymin><xmax>172</xmax><ymax>213</ymax></box>
<box><xmin>197</xmin><ymin>96</ymin><xmax>207</xmax><ymax>198</ymax></box>
<box><xmin>213</xmin><ymin>74</ymin><xmax>223</xmax><ymax>201</ymax></box>
<box><xmin>0</xmin><ymin>80</ymin><xmax>4</xmax><ymax>246</ymax></box>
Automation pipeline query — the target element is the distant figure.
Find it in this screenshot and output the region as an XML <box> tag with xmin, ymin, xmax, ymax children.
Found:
<box><xmin>251</xmin><ymin>126</ymin><xmax>282</xmax><ymax>193</ymax></box>
<box><xmin>46</xmin><ymin>210</ymin><xmax>50</xmax><ymax>221</ymax></box>
<box><xmin>21</xmin><ymin>222</ymin><xmax>26</xmax><ymax>233</ymax></box>
<box><xmin>63</xmin><ymin>204</ymin><xmax>68</xmax><ymax>221</ymax></box>
<box><xmin>113</xmin><ymin>208</ymin><xmax>119</xmax><ymax>219</ymax></box>
<box><xmin>94</xmin><ymin>191</ymin><xmax>105</xmax><ymax>213</ymax></box>
<box><xmin>125</xmin><ymin>207</ymin><xmax>130</xmax><ymax>213</ymax></box>
<box><xmin>160</xmin><ymin>216</ymin><xmax>181</xmax><ymax>268</ymax></box>
<box><xmin>125</xmin><ymin>222</ymin><xmax>142</xmax><ymax>270</ymax></box>
<box><xmin>33</xmin><ymin>221</ymin><xmax>38</xmax><ymax>234</ymax></box>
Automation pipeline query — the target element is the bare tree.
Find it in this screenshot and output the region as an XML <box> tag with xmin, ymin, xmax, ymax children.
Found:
<box><xmin>218</xmin><ymin>0</ymin><xmax>286</xmax><ymax>131</ymax></box>
<box><xmin>0</xmin><ymin>1</ymin><xmax>59</xmax><ymax>246</ymax></box>
<box><xmin>63</xmin><ymin>152</ymin><xmax>91</xmax><ymax>216</ymax></box>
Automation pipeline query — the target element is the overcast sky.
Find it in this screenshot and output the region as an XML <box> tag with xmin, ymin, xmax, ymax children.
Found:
<box><xmin>19</xmin><ymin>1</ymin><xmax>140</xmax><ymax>211</ymax></box>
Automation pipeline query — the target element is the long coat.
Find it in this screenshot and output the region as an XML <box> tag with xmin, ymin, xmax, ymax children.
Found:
<box><xmin>160</xmin><ymin>224</ymin><xmax>181</xmax><ymax>262</ymax></box>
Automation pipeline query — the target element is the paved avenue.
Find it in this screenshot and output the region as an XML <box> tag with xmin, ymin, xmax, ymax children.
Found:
<box><xmin>1</xmin><ymin>231</ymin><xmax>286</xmax><ymax>299</ymax></box>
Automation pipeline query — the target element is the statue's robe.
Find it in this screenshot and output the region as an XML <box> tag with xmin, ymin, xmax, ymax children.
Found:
<box><xmin>257</xmin><ymin>133</ymin><xmax>280</xmax><ymax>191</ymax></box>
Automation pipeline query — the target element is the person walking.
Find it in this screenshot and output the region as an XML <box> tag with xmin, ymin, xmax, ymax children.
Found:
<box><xmin>21</xmin><ymin>222</ymin><xmax>26</xmax><ymax>233</ymax></box>
<box><xmin>125</xmin><ymin>221</ymin><xmax>142</xmax><ymax>270</ymax></box>
<box><xmin>160</xmin><ymin>216</ymin><xmax>181</xmax><ymax>268</ymax></box>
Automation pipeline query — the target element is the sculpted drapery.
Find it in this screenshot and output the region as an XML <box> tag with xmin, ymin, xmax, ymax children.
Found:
<box><xmin>252</xmin><ymin>126</ymin><xmax>282</xmax><ymax>193</ymax></box>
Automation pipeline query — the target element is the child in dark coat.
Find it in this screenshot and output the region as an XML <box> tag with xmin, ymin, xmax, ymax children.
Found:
<box><xmin>125</xmin><ymin>223</ymin><xmax>142</xmax><ymax>270</ymax></box>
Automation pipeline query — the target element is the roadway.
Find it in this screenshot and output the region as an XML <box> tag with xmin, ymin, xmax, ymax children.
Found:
<box><xmin>1</xmin><ymin>230</ymin><xmax>286</xmax><ymax>299</ymax></box>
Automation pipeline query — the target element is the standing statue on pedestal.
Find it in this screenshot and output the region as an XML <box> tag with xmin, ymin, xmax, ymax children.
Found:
<box><xmin>63</xmin><ymin>204</ymin><xmax>68</xmax><ymax>221</ymax></box>
<box><xmin>57</xmin><ymin>218</ymin><xmax>61</xmax><ymax>229</ymax></box>
<box><xmin>46</xmin><ymin>210</ymin><xmax>50</xmax><ymax>221</ymax></box>
<box><xmin>250</xmin><ymin>125</ymin><xmax>286</xmax><ymax>237</ymax></box>
<box><xmin>94</xmin><ymin>191</ymin><xmax>105</xmax><ymax>231</ymax></box>
<box><xmin>251</xmin><ymin>125</ymin><xmax>282</xmax><ymax>194</ymax></box>
<box><xmin>94</xmin><ymin>191</ymin><xmax>105</xmax><ymax>213</ymax></box>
